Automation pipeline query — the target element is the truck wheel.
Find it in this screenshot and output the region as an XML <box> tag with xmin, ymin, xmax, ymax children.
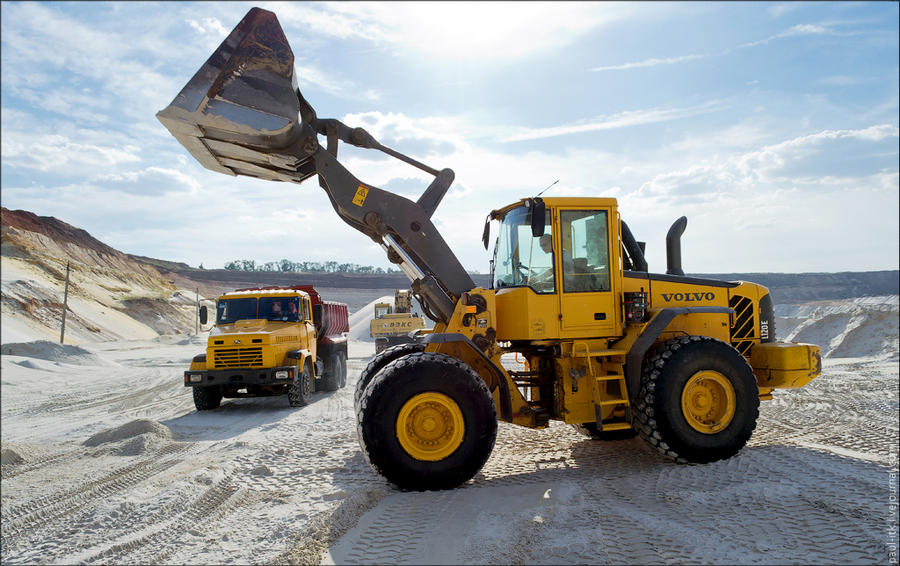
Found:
<box><xmin>193</xmin><ymin>386</ymin><xmax>222</xmax><ymax>411</ymax></box>
<box><xmin>571</xmin><ymin>422</ymin><xmax>637</xmax><ymax>440</ymax></box>
<box><xmin>337</xmin><ymin>352</ymin><xmax>347</xmax><ymax>388</ymax></box>
<box><xmin>355</xmin><ymin>342</ymin><xmax>424</xmax><ymax>413</ymax></box>
<box><xmin>357</xmin><ymin>352</ymin><xmax>497</xmax><ymax>491</ymax></box>
<box><xmin>632</xmin><ymin>336</ymin><xmax>759</xmax><ymax>463</ymax></box>
<box><xmin>321</xmin><ymin>354</ymin><xmax>342</xmax><ymax>392</ymax></box>
<box><xmin>287</xmin><ymin>362</ymin><xmax>313</xmax><ymax>407</ymax></box>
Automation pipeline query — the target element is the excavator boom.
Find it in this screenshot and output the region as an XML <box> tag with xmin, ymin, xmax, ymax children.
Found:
<box><xmin>157</xmin><ymin>7</ymin><xmax>472</xmax><ymax>323</ymax></box>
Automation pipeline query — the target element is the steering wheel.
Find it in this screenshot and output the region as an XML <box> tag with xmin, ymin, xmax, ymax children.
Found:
<box><xmin>515</xmin><ymin>263</ymin><xmax>530</xmax><ymax>283</ymax></box>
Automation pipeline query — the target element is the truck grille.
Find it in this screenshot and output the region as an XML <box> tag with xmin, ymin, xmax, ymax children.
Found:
<box><xmin>212</xmin><ymin>347</ymin><xmax>264</xmax><ymax>368</ymax></box>
<box><xmin>729</xmin><ymin>295</ymin><xmax>755</xmax><ymax>356</ymax></box>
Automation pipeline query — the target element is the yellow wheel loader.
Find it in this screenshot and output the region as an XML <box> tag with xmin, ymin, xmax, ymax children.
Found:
<box><xmin>158</xmin><ymin>8</ymin><xmax>822</xmax><ymax>491</ymax></box>
<box><xmin>370</xmin><ymin>290</ymin><xmax>427</xmax><ymax>354</ymax></box>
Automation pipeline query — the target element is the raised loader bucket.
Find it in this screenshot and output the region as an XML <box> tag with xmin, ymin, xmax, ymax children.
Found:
<box><xmin>156</xmin><ymin>8</ymin><xmax>319</xmax><ymax>184</ymax></box>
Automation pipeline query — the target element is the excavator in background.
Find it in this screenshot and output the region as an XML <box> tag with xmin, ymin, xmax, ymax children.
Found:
<box><xmin>158</xmin><ymin>8</ymin><xmax>822</xmax><ymax>491</ymax></box>
<box><xmin>370</xmin><ymin>290</ymin><xmax>427</xmax><ymax>354</ymax></box>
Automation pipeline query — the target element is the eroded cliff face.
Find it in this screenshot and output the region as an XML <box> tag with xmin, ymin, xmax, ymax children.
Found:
<box><xmin>2</xmin><ymin>207</ymin><xmax>202</xmax><ymax>343</ymax></box>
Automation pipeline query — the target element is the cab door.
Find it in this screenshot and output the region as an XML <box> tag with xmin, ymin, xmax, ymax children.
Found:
<box><xmin>556</xmin><ymin>207</ymin><xmax>621</xmax><ymax>338</ymax></box>
<box><xmin>298</xmin><ymin>296</ymin><xmax>318</xmax><ymax>359</ymax></box>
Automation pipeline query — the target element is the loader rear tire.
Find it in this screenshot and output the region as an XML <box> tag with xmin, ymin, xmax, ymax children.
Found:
<box><xmin>571</xmin><ymin>422</ymin><xmax>637</xmax><ymax>441</ymax></box>
<box><xmin>355</xmin><ymin>342</ymin><xmax>424</xmax><ymax>412</ymax></box>
<box><xmin>193</xmin><ymin>386</ymin><xmax>222</xmax><ymax>411</ymax></box>
<box><xmin>633</xmin><ymin>336</ymin><xmax>759</xmax><ymax>463</ymax></box>
<box><xmin>357</xmin><ymin>352</ymin><xmax>497</xmax><ymax>491</ymax></box>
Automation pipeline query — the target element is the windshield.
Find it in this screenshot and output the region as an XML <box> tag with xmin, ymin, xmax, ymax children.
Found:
<box><xmin>259</xmin><ymin>296</ymin><xmax>300</xmax><ymax>321</ymax></box>
<box><xmin>216</xmin><ymin>296</ymin><xmax>301</xmax><ymax>324</ymax></box>
<box><xmin>493</xmin><ymin>205</ymin><xmax>555</xmax><ymax>293</ymax></box>
<box><xmin>216</xmin><ymin>298</ymin><xmax>258</xmax><ymax>324</ymax></box>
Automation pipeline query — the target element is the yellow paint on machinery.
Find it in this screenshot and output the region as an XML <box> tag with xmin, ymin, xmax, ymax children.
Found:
<box><xmin>158</xmin><ymin>8</ymin><xmax>824</xmax><ymax>488</ymax></box>
<box><xmin>750</xmin><ymin>342</ymin><xmax>822</xmax><ymax>388</ymax></box>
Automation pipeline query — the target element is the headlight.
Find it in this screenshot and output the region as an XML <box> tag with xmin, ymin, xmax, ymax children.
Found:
<box><xmin>189</xmin><ymin>373</ymin><xmax>202</xmax><ymax>383</ymax></box>
<box><xmin>275</xmin><ymin>370</ymin><xmax>289</xmax><ymax>380</ymax></box>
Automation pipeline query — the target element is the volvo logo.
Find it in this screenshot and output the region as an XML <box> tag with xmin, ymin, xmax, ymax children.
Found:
<box><xmin>661</xmin><ymin>292</ymin><xmax>715</xmax><ymax>302</ymax></box>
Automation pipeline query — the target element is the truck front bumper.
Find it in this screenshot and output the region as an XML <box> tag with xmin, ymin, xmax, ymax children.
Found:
<box><xmin>184</xmin><ymin>366</ymin><xmax>296</xmax><ymax>388</ymax></box>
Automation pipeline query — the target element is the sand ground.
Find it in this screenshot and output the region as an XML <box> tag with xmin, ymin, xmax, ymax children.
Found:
<box><xmin>2</xmin><ymin>323</ymin><xmax>898</xmax><ymax>564</ymax></box>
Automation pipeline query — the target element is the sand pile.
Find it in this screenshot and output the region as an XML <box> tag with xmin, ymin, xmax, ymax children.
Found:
<box><xmin>785</xmin><ymin>295</ymin><xmax>899</xmax><ymax>359</ymax></box>
<box><xmin>83</xmin><ymin>419</ymin><xmax>174</xmax><ymax>456</ymax></box>
<box><xmin>347</xmin><ymin>295</ymin><xmax>393</xmax><ymax>343</ymax></box>
<box><xmin>0</xmin><ymin>340</ymin><xmax>118</xmax><ymax>366</ymax></box>
<box><xmin>1</xmin><ymin>447</ymin><xmax>26</xmax><ymax>466</ymax></box>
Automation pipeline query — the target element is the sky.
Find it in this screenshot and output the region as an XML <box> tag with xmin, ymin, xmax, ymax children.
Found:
<box><xmin>1</xmin><ymin>1</ymin><xmax>898</xmax><ymax>275</ymax></box>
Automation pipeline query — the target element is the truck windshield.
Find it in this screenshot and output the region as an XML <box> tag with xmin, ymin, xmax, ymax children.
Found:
<box><xmin>216</xmin><ymin>298</ymin><xmax>258</xmax><ymax>324</ymax></box>
<box><xmin>215</xmin><ymin>296</ymin><xmax>301</xmax><ymax>323</ymax></box>
<box><xmin>260</xmin><ymin>296</ymin><xmax>300</xmax><ymax>322</ymax></box>
<box><xmin>493</xmin><ymin>205</ymin><xmax>556</xmax><ymax>293</ymax></box>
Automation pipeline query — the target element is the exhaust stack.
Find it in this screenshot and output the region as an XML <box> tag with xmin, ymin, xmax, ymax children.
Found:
<box><xmin>665</xmin><ymin>216</ymin><xmax>687</xmax><ymax>276</ymax></box>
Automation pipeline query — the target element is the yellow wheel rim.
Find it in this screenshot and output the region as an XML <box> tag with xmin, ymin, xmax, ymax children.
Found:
<box><xmin>681</xmin><ymin>370</ymin><xmax>736</xmax><ymax>434</ymax></box>
<box><xmin>396</xmin><ymin>392</ymin><xmax>465</xmax><ymax>461</ymax></box>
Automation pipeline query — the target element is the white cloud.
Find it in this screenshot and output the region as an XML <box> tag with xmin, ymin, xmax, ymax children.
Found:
<box><xmin>0</xmin><ymin>133</ymin><xmax>141</xmax><ymax>172</ymax></box>
<box><xmin>276</xmin><ymin>2</ymin><xmax>633</xmax><ymax>61</ymax></box>
<box><xmin>590</xmin><ymin>53</ymin><xmax>709</xmax><ymax>73</ymax></box>
<box><xmin>593</xmin><ymin>22</ymin><xmax>835</xmax><ymax>73</ymax></box>
<box><xmin>186</xmin><ymin>17</ymin><xmax>228</xmax><ymax>37</ymax></box>
<box><xmin>500</xmin><ymin>102</ymin><xmax>729</xmax><ymax>143</ymax></box>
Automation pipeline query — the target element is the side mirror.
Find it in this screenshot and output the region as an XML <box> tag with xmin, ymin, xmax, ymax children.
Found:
<box><xmin>199</xmin><ymin>305</ymin><xmax>208</xmax><ymax>325</ymax></box>
<box><xmin>531</xmin><ymin>198</ymin><xmax>546</xmax><ymax>238</ymax></box>
<box><xmin>312</xmin><ymin>304</ymin><xmax>323</xmax><ymax>329</ymax></box>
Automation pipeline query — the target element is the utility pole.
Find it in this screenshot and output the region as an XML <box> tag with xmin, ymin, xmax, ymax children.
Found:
<box><xmin>60</xmin><ymin>261</ymin><xmax>70</xmax><ymax>344</ymax></box>
<box><xmin>195</xmin><ymin>287</ymin><xmax>200</xmax><ymax>335</ymax></box>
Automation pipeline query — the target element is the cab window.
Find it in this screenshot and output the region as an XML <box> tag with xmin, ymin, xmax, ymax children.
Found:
<box><xmin>559</xmin><ymin>210</ymin><xmax>611</xmax><ymax>293</ymax></box>
<box><xmin>493</xmin><ymin>205</ymin><xmax>556</xmax><ymax>293</ymax></box>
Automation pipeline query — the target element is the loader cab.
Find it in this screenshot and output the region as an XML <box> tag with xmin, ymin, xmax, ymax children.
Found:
<box><xmin>491</xmin><ymin>198</ymin><xmax>624</xmax><ymax>341</ymax></box>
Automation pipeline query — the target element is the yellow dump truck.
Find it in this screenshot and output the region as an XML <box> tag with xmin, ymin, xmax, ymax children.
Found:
<box><xmin>370</xmin><ymin>290</ymin><xmax>426</xmax><ymax>353</ymax></box>
<box><xmin>184</xmin><ymin>285</ymin><xmax>349</xmax><ymax>410</ymax></box>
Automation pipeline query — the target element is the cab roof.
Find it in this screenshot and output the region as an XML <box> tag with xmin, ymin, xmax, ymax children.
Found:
<box><xmin>490</xmin><ymin>197</ymin><xmax>619</xmax><ymax>218</ymax></box>
<box><xmin>218</xmin><ymin>289</ymin><xmax>309</xmax><ymax>299</ymax></box>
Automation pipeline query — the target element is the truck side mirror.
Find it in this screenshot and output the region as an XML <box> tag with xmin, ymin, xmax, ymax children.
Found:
<box><xmin>531</xmin><ymin>198</ymin><xmax>546</xmax><ymax>238</ymax></box>
<box><xmin>199</xmin><ymin>305</ymin><xmax>208</xmax><ymax>325</ymax></box>
<box><xmin>312</xmin><ymin>304</ymin><xmax>323</xmax><ymax>329</ymax></box>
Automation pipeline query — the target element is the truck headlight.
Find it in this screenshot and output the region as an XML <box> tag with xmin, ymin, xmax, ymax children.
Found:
<box><xmin>275</xmin><ymin>370</ymin><xmax>289</xmax><ymax>380</ymax></box>
<box><xmin>189</xmin><ymin>373</ymin><xmax>203</xmax><ymax>383</ymax></box>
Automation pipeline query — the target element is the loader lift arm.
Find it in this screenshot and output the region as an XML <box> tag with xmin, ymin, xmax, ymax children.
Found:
<box><xmin>156</xmin><ymin>8</ymin><xmax>472</xmax><ymax>323</ymax></box>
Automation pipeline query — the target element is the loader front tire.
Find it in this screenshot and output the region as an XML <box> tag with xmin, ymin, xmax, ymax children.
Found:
<box><xmin>633</xmin><ymin>336</ymin><xmax>759</xmax><ymax>463</ymax></box>
<box><xmin>355</xmin><ymin>342</ymin><xmax>424</xmax><ymax>412</ymax></box>
<box><xmin>193</xmin><ymin>386</ymin><xmax>222</xmax><ymax>411</ymax></box>
<box><xmin>357</xmin><ymin>352</ymin><xmax>497</xmax><ymax>491</ymax></box>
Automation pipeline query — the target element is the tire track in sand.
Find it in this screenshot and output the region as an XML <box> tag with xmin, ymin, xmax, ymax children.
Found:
<box><xmin>0</xmin><ymin>443</ymin><xmax>191</xmax><ymax>559</ymax></box>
